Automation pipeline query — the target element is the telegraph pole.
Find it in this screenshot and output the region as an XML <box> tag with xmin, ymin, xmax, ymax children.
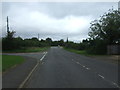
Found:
<box><xmin>7</xmin><ymin>16</ymin><xmax>9</xmax><ymax>33</ymax></box>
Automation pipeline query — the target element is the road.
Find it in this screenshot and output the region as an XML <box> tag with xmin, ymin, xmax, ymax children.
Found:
<box><xmin>25</xmin><ymin>47</ymin><xmax>119</xmax><ymax>88</ymax></box>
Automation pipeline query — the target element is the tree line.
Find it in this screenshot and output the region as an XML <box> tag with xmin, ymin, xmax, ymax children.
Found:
<box><xmin>2</xmin><ymin>31</ymin><xmax>65</xmax><ymax>51</ymax></box>
<box><xmin>2</xmin><ymin>9</ymin><xmax>120</xmax><ymax>54</ymax></box>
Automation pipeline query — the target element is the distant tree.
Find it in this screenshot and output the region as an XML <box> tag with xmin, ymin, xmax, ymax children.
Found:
<box><xmin>23</xmin><ymin>37</ymin><xmax>40</xmax><ymax>47</ymax></box>
<box><xmin>46</xmin><ymin>37</ymin><xmax>52</xmax><ymax>45</ymax></box>
<box><xmin>12</xmin><ymin>37</ymin><xmax>23</xmax><ymax>49</ymax></box>
<box><xmin>46</xmin><ymin>38</ymin><xmax>52</xmax><ymax>42</ymax></box>
<box><xmin>31</xmin><ymin>37</ymin><xmax>39</xmax><ymax>41</ymax></box>
<box><xmin>58</xmin><ymin>39</ymin><xmax>64</xmax><ymax>46</ymax></box>
<box><xmin>78</xmin><ymin>39</ymin><xmax>89</xmax><ymax>50</ymax></box>
<box><xmin>2</xmin><ymin>30</ymin><xmax>16</xmax><ymax>50</ymax></box>
<box><xmin>40</xmin><ymin>39</ymin><xmax>45</xmax><ymax>42</ymax></box>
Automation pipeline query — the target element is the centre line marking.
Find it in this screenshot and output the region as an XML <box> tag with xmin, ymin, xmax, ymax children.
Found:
<box><xmin>86</xmin><ymin>68</ymin><xmax>90</xmax><ymax>70</ymax></box>
<box><xmin>111</xmin><ymin>82</ymin><xmax>120</xmax><ymax>88</ymax></box>
<box><xmin>76</xmin><ymin>62</ymin><xmax>80</xmax><ymax>64</ymax></box>
<box><xmin>98</xmin><ymin>74</ymin><xmax>105</xmax><ymax>79</ymax></box>
<box><xmin>82</xmin><ymin>66</ymin><xmax>85</xmax><ymax>68</ymax></box>
<box><xmin>40</xmin><ymin>52</ymin><xmax>47</xmax><ymax>61</ymax></box>
<box><xmin>79</xmin><ymin>63</ymin><xmax>83</xmax><ymax>66</ymax></box>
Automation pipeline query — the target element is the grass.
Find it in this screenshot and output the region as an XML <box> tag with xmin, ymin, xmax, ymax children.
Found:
<box><xmin>3</xmin><ymin>47</ymin><xmax>49</xmax><ymax>53</ymax></box>
<box><xmin>2</xmin><ymin>55</ymin><xmax>25</xmax><ymax>72</ymax></box>
<box><xmin>64</xmin><ymin>48</ymin><xmax>88</xmax><ymax>55</ymax></box>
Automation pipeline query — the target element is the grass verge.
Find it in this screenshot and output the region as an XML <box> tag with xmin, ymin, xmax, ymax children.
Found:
<box><xmin>2</xmin><ymin>55</ymin><xmax>25</xmax><ymax>72</ymax></box>
<box><xmin>64</xmin><ymin>48</ymin><xmax>89</xmax><ymax>55</ymax></box>
<box><xmin>3</xmin><ymin>47</ymin><xmax>49</xmax><ymax>53</ymax></box>
<box><xmin>64</xmin><ymin>48</ymin><xmax>107</xmax><ymax>56</ymax></box>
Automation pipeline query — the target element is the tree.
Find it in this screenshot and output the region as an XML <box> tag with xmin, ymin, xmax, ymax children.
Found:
<box><xmin>31</xmin><ymin>37</ymin><xmax>39</xmax><ymax>41</ymax></box>
<box><xmin>88</xmin><ymin>9</ymin><xmax>120</xmax><ymax>44</ymax></box>
<box><xmin>87</xmin><ymin>9</ymin><xmax>120</xmax><ymax>54</ymax></box>
<box><xmin>6</xmin><ymin>30</ymin><xmax>16</xmax><ymax>40</ymax></box>
<box><xmin>2</xmin><ymin>30</ymin><xmax>16</xmax><ymax>50</ymax></box>
<box><xmin>46</xmin><ymin>38</ymin><xmax>52</xmax><ymax>42</ymax></box>
<box><xmin>46</xmin><ymin>37</ymin><xmax>52</xmax><ymax>45</ymax></box>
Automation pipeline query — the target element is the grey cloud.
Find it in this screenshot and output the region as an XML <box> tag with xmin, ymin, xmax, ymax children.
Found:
<box><xmin>2</xmin><ymin>2</ymin><xmax>118</xmax><ymax>42</ymax></box>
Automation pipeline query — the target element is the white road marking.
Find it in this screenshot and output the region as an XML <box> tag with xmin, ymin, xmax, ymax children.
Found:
<box><xmin>75</xmin><ymin>61</ymin><xmax>91</xmax><ymax>70</ymax></box>
<box><xmin>40</xmin><ymin>52</ymin><xmax>47</xmax><ymax>61</ymax></box>
<box><xmin>82</xmin><ymin>65</ymin><xmax>86</xmax><ymax>68</ymax></box>
<box><xmin>79</xmin><ymin>63</ymin><xmax>81</xmax><ymax>65</ymax></box>
<box><xmin>76</xmin><ymin>62</ymin><xmax>80</xmax><ymax>64</ymax></box>
<box><xmin>72</xmin><ymin>59</ymin><xmax>119</xmax><ymax>88</ymax></box>
<box><xmin>19</xmin><ymin>62</ymin><xmax>39</xmax><ymax>88</ymax></box>
<box><xmin>112</xmin><ymin>82</ymin><xmax>120</xmax><ymax>88</ymax></box>
<box><xmin>98</xmin><ymin>74</ymin><xmax>105</xmax><ymax>79</ymax></box>
<box><xmin>86</xmin><ymin>67</ymin><xmax>90</xmax><ymax>70</ymax></box>
<box><xmin>79</xmin><ymin>63</ymin><xmax>83</xmax><ymax>66</ymax></box>
<box><xmin>19</xmin><ymin>52</ymin><xmax>48</xmax><ymax>88</ymax></box>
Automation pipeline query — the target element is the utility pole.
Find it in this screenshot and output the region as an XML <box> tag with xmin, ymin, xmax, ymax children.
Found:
<box><xmin>7</xmin><ymin>16</ymin><xmax>9</xmax><ymax>33</ymax></box>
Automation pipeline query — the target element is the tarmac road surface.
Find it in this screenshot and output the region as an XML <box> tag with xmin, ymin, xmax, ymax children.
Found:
<box><xmin>26</xmin><ymin>47</ymin><xmax>119</xmax><ymax>88</ymax></box>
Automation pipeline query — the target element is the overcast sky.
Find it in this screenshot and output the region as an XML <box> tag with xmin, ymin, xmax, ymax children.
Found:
<box><xmin>2</xmin><ymin>2</ymin><xmax>118</xmax><ymax>42</ymax></box>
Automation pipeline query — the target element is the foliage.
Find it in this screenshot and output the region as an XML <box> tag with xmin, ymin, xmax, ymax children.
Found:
<box><xmin>87</xmin><ymin>9</ymin><xmax>120</xmax><ymax>54</ymax></box>
<box><xmin>2</xmin><ymin>32</ymin><xmax>65</xmax><ymax>51</ymax></box>
<box><xmin>88</xmin><ymin>9</ymin><xmax>120</xmax><ymax>44</ymax></box>
<box><xmin>85</xmin><ymin>39</ymin><xmax>107</xmax><ymax>54</ymax></box>
<box><xmin>2</xmin><ymin>30</ymin><xmax>16</xmax><ymax>50</ymax></box>
<box><xmin>65</xmin><ymin>41</ymin><xmax>79</xmax><ymax>50</ymax></box>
